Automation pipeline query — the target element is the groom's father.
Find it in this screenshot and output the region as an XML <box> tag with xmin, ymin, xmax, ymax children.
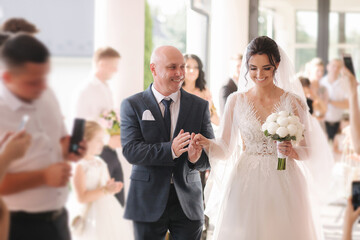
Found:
<box><xmin>121</xmin><ymin>46</ymin><xmax>214</xmax><ymax>240</ymax></box>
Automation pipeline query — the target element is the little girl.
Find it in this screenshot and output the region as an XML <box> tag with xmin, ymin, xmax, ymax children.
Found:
<box><xmin>70</xmin><ymin>121</ymin><xmax>131</xmax><ymax>240</ymax></box>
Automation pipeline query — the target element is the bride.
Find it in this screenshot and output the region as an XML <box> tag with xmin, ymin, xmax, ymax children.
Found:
<box><xmin>195</xmin><ymin>36</ymin><xmax>333</xmax><ymax>239</ymax></box>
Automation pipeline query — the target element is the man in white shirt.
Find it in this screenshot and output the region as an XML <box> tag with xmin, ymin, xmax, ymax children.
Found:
<box><xmin>76</xmin><ymin>47</ymin><xmax>120</xmax><ymax>120</ymax></box>
<box><xmin>321</xmin><ymin>59</ymin><xmax>349</xmax><ymax>141</ymax></box>
<box><xmin>0</xmin><ymin>34</ymin><xmax>85</xmax><ymax>240</ymax></box>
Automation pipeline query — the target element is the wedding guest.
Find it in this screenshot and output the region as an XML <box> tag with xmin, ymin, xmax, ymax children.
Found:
<box><xmin>305</xmin><ymin>57</ymin><xmax>328</xmax><ymax>120</ymax></box>
<box><xmin>333</xmin><ymin>114</ymin><xmax>350</xmax><ymax>162</ymax></box>
<box><xmin>342</xmin><ymin>67</ymin><xmax>360</xmax><ymax>154</ymax></box>
<box><xmin>0</xmin><ymin>34</ymin><xmax>85</xmax><ymax>240</ymax></box>
<box><xmin>99</xmin><ymin>111</ymin><xmax>125</xmax><ymax>207</ymax></box>
<box><xmin>219</xmin><ymin>54</ymin><xmax>242</xmax><ymax>114</ymax></box>
<box><xmin>76</xmin><ymin>47</ymin><xmax>120</xmax><ymax>121</ymax></box>
<box><xmin>321</xmin><ymin>59</ymin><xmax>349</xmax><ymax>141</ymax></box>
<box><xmin>299</xmin><ymin>76</ymin><xmax>314</xmax><ymax>114</ymax></box>
<box><xmin>1</xmin><ymin>18</ymin><xmax>39</xmax><ymax>35</ymax></box>
<box><xmin>183</xmin><ymin>54</ymin><xmax>220</xmax><ymax>126</ymax></box>
<box><xmin>0</xmin><ymin>32</ymin><xmax>11</xmax><ymax>46</ymax></box>
<box><xmin>71</xmin><ymin>121</ymin><xmax>132</xmax><ymax>240</ymax></box>
<box><xmin>76</xmin><ymin>47</ymin><xmax>127</xmax><ymax>209</ymax></box>
<box><xmin>342</xmin><ymin>197</ymin><xmax>360</xmax><ymax>240</ymax></box>
<box><xmin>0</xmin><ymin>131</ymin><xmax>31</xmax><ymax>240</ymax></box>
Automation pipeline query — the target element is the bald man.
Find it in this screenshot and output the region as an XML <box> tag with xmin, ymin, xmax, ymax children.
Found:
<box><xmin>120</xmin><ymin>46</ymin><xmax>214</xmax><ymax>240</ymax></box>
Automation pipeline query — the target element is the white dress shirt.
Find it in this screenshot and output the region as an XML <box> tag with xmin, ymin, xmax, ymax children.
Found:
<box><xmin>151</xmin><ymin>85</ymin><xmax>180</xmax><ymax>160</ymax></box>
<box><xmin>321</xmin><ymin>76</ymin><xmax>348</xmax><ymax>122</ymax></box>
<box><xmin>76</xmin><ymin>77</ymin><xmax>114</xmax><ymax>120</ymax></box>
<box><xmin>0</xmin><ymin>81</ymin><xmax>68</xmax><ymax>212</ymax></box>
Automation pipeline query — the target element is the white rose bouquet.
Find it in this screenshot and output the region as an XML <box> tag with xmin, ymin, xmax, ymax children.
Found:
<box><xmin>261</xmin><ymin>110</ymin><xmax>304</xmax><ymax>170</ymax></box>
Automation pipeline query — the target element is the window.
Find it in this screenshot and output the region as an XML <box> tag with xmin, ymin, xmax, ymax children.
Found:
<box><xmin>295</xmin><ymin>10</ymin><xmax>318</xmax><ymax>72</ymax></box>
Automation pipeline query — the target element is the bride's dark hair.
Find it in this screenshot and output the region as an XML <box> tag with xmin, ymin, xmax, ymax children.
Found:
<box><xmin>244</xmin><ymin>36</ymin><xmax>281</xmax><ymax>81</ymax></box>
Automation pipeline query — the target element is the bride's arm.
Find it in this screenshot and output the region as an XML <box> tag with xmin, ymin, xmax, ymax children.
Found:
<box><xmin>290</xmin><ymin>96</ymin><xmax>311</xmax><ymax>161</ymax></box>
<box><xmin>195</xmin><ymin>93</ymin><xmax>239</xmax><ymax>160</ymax></box>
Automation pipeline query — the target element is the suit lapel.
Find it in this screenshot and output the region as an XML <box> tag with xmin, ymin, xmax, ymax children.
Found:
<box><xmin>142</xmin><ymin>85</ymin><xmax>169</xmax><ymax>140</ymax></box>
<box><xmin>174</xmin><ymin>89</ymin><xmax>193</xmax><ymax>136</ymax></box>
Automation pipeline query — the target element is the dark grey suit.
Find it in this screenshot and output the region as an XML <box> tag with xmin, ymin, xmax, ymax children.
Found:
<box><xmin>120</xmin><ymin>85</ymin><xmax>214</xmax><ymax>239</ymax></box>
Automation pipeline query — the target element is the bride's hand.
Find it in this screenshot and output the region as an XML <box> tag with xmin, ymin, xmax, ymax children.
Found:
<box><xmin>277</xmin><ymin>141</ymin><xmax>293</xmax><ymax>157</ymax></box>
<box><xmin>193</xmin><ymin>134</ymin><xmax>211</xmax><ymax>152</ymax></box>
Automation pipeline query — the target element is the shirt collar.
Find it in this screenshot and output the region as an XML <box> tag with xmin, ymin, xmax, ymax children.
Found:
<box><xmin>151</xmin><ymin>84</ymin><xmax>180</xmax><ymax>104</ymax></box>
<box><xmin>92</xmin><ymin>76</ymin><xmax>109</xmax><ymax>87</ymax></box>
<box><xmin>0</xmin><ymin>80</ymin><xmax>36</xmax><ymax>111</ymax></box>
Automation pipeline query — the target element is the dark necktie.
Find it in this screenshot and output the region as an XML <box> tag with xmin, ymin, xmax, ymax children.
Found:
<box><xmin>161</xmin><ymin>98</ymin><xmax>172</xmax><ymax>139</ymax></box>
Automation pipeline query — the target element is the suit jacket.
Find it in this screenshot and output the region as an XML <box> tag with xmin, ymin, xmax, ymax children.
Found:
<box><xmin>100</xmin><ymin>146</ymin><xmax>125</xmax><ymax>207</ymax></box>
<box><xmin>219</xmin><ymin>78</ymin><xmax>238</xmax><ymax>114</ymax></box>
<box><xmin>120</xmin><ymin>85</ymin><xmax>214</xmax><ymax>222</ymax></box>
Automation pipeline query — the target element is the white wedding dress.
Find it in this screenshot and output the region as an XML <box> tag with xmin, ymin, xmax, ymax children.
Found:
<box><xmin>206</xmin><ymin>92</ymin><xmax>319</xmax><ymax>240</ymax></box>
<box><xmin>205</xmin><ymin>45</ymin><xmax>333</xmax><ymax>240</ymax></box>
<box><xmin>70</xmin><ymin>157</ymin><xmax>133</xmax><ymax>240</ymax></box>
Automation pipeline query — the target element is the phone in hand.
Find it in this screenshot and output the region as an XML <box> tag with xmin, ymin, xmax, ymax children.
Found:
<box><xmin>352</xmin><ymin>181</ymin><xmax>360</xmax><ymax>210</ymax></box>
<box><xmin>69</xmin><ymin>118</ymin><xmax>86</xmax><ymax>155</ymax></box>
<box><xmin>343</xmin><ymin>54</ymin><xmax>356</xmax><ymax>76</ymax></box>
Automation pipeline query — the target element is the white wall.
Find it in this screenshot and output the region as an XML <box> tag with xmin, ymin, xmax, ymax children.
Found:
<box><xmin>94</xmin><ymin>0</ymin><xmax>145</xmax><ymax>108</ymax></box>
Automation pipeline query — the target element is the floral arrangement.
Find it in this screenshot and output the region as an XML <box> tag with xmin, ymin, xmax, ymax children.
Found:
<box><xmin>261</xmin><ymin>110</ymin><xmax>304</xmax><ymax>170</ymax></box>
<box><xmin>99</xmin><ymin>110</ymin><xmax>120</xmax><ymax>136</ymax></box>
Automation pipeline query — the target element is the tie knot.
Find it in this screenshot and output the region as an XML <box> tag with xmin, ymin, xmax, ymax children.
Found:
<box><xmin>161</xmin><ymin>98</ymin><xmax>172</xmax><ymax>108</ymax></box>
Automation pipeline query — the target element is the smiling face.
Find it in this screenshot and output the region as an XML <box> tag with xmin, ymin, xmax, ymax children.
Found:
<box><xmin>185</xmin><ymin>58</ymin><xmax>199</xmax><ymax>84</ymax></box>
<box><xmin>248</xmin><ymin>54</ymin><xmax>279</xmax><ymax>87</ymax></box>
<box><xmin>151</xmin><ymin>46</ymin><xmax>185</xmax><ymax>96</ymax></box>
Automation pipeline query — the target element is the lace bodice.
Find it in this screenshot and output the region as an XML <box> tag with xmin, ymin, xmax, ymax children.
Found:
<box><xmin>238</xmin><ymin>92</ymin><xmax>295</xmax><ymax>156</ymax></box>
<box><xmin>209</xmin><ymin>91</ymin><xmax>306</xmax><ymax>161</ymax></box>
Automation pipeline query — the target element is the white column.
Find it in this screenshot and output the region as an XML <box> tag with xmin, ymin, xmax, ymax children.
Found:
<box><xmin>208</xmin><ymin>0</ymin><xmax>250</xmax><ymax>109</ymax></box>
<box><xmin>94</xmin><ymin>0</ymin><xmax>145</xmax><ymax>107</ymax></box>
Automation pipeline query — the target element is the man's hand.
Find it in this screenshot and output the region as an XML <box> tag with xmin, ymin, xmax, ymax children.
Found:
<box><xmin>172</xmin><ymin>129</ymin><xmax>190</xmax><ymax>158</ymax></box>
<box><xmin>0</xmin><ymin>131</ymin><xmax>31</xmax><ymax>163</ymax></box>
<box><xmin>60</xmin><ymin>136</ymin><xmax>87</xmax><ymax>162</ymax></box>
<box><xmin>342</xmin><ymin>66</ymin><xmax>359</xmax><ymax>96</ymax></box>
<box><xmin>188</xmin><ymin>133</ymin><xmax>203</xmax><ymax>163</ymax></box>
<box><xmin>43</xmin><ymin>162</ymin><xmax>71</xmax><ymax>187</ymax></box>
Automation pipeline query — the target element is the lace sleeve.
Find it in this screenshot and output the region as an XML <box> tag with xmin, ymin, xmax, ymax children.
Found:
<box><xmin>208</xmin><ymin>92</ymin><xmax>240</xmax><ymax>160</ymax></box>
<box><xmin>289</xmin><ymin>93</ymin><xmax>334</xmax><ymax>201</ymax></box>
<box><xmin>204</xmin><ymin>93</ymin><xmax>242</xmax><ymax>223</ymax></box>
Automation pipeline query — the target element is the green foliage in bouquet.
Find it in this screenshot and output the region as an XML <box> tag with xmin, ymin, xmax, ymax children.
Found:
<box><xmin>264</xmin><ymin>130</ymin><xmax>297</xmax><ymax>142</ymax></box>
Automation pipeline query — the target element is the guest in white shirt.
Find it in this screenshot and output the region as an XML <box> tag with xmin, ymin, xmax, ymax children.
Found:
<box><xmin>76</xmin><ymin>47</ymin><xmax>120</xmax><ymax>121</ymax></box>
<box><xmin>0</xmin><ymin>34</ymin><xmax>86</xmax><ymax>240</ymax></box>
<box><xmin>321</xmin><ymin>59</ymin><xmax>349</xmax><ymax>141</ymax></box>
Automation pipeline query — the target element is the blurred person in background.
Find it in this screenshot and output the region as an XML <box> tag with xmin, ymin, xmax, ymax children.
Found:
<box><xmin>305</xmin><ymin>57</ymin><xmax>328</xmax><ymax>120</ymax></box>
<box><xmin>183</xmin><ymin>54</ymin><xmax>220</xmax><ymax>126</ymax></box>
<box><xmin>321</xmin><ymin>59</ymin><xmax>349</xmax><ymax>141</ymax></box>
<box><xmin>0</xmin><ymin>131</ymin><xmax>31</xmax><ymax>240</ymax></box>
<box><xmin>219</xmin><ymin>54</ymin><xmax>242</xmax><ymax>114</ymax></box>
<box><xmin>1</xmin><ymin>18</ymin><xmax>39</xmax><ymax>35</ymax></box>
<box><xmin>0</xmin><ymin>34</ymin><xmax>85</xmax><ymax>240</ymax></box>
<box><xmin>76</xmin><ymin>47</ymin><xmax>120</xmax><ymax>121</ymax></box>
